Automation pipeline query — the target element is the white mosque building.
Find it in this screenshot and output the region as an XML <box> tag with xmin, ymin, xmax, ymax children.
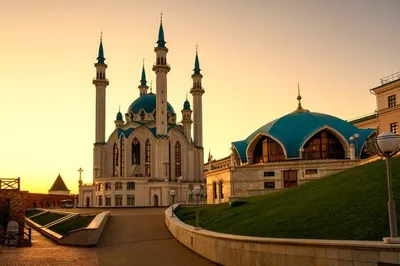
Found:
<box><xmin>78</xmin><ymin>19</ymin><xmax>205</xmax><ymax>207</ymax></box>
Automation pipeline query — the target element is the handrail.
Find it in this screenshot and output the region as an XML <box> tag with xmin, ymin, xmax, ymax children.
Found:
<box><xmin>0</xmin><ymin>177</ymin><xmax>20</xmax><ymax>190</ymax></box>
<box><xmin>9</xmin><ymin>214</ymin><xmax>31</xmax><ymax>244</ymax></box>
<box><xmin>381</xmin><ymin>71</ymin><xmax>400</xmax><ymax>85</ymax></box>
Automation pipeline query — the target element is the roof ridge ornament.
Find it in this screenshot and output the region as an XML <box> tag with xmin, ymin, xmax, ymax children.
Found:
<box><xmin>292</xmin><ymin>83</ymin><xmax>310</xmax><ymax>113</ymax></box>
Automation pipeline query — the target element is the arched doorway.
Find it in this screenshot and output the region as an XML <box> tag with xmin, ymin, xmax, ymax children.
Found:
<box><xmin>153</xmin><ymin>194</ymin><xmax>159</xmax><ymax>207</ymax></box>
<box><xmin>33</xmin><ymin>202</ymin><xmax>37</xmax><ymax>208</ymax></box>
<box><xmin>86</xmin><ymin>196</ymin><xmax>90</xmax><ymax>207</ymax></box>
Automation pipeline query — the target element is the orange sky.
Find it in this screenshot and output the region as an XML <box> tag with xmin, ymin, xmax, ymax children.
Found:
<box><xmin>1</xmin><ymin>0</ymin><xmax>400</xmax><ymax>194</ymax></box>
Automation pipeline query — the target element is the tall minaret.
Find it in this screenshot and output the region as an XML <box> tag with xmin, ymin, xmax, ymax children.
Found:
<box><xmin>92</xmin><ymin>33</ymin><xmax>109</xmax><ymax>179</ymax></box>
<box><xmin>152</xmin><ymin>13</ymin><xmax>170</xmax><ymax>135</ymax></box>
<box><xmin>190</xmin><ymin>46</ymin><xmax>205</xmax><ymax>147</ymax></box>
<box><xmin>93</xmin><ymin>33</ymin><xmax>109</xmax><ymax>144</ymax></box>
<box><xmin>181</xmin><ymin>96</ymin><xmax>193</xmax><ymax>143</ymax></box>
<box><xmin>138</xmin><ymin>59</ymin><xmax>149</xmax><ymax>97</ymax></box>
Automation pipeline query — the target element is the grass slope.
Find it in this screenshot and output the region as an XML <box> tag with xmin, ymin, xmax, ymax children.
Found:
<box><xmin>176</xmin><ymin>157</ymin><xmax>400</xmax><ymax>241</ymax></box>
<box><xmin>49</xmin><ymin>215</ymin><xmax>95</xmax><ymax>235</ymax></box>
<box><xmin>30</xmin><ymin>213</ymin><xmax>65</xmax><ymax>226</ymax></box>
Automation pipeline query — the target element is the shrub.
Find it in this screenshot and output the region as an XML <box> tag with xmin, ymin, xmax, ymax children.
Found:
<box><xmin>229</xmin><ymin>200</ymin><xmax>248</xmax><ymax>208</ymax></box>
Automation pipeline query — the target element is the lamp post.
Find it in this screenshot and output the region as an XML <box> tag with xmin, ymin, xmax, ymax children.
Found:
<box><xmin>192</xmin><ymin>186</ymin><xmax>202</xmax><ymax>229</ymax></box>
<box><xmin>164</xmin><ymin>161</ymin><xmax>170</xmax><ymax>182</ymax></box>
<box><xmin>371</xmin><ymin>132</ymin><xmax>400</xmax><ymax>243</ymax></box>
<box><xmin>169</xmin><ymin>189</ymin><xmax>176</xmax><ymax>217</ymax></box>
<box><xmin>354</xmin><ymin>133</ymin><xmax>360</xmax><ymax>158</ymax></box>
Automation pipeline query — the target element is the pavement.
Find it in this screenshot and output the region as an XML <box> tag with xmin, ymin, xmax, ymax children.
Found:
<box><xmin>0</xmin><ymin>208</ymin><xmax>215</xmax><ymax>266</ymax></box>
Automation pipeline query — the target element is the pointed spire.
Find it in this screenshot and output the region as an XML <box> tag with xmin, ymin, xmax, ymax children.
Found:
<box><xmin>157</xmin><ymin>12</ymin><xmax>166</xmax><ymax>48</ymax></box>
<box><xmin>194</xmin><ymin>45</ymin><xmax>201</xmax><ymax>74</ymax></box>
<box><xmin>183</xmin><ymin>94</ymin><xmax>191</xmax><ymax>110</ymax></box>
<box><xmin>140</xmin><ymin>58</ymin><xmax>147</xmax><ymax>87</ymax></box>
<box><xmin>97</xmin><ymin>31</ymin><xmax>105</xmax><ymax>64</ymax></box>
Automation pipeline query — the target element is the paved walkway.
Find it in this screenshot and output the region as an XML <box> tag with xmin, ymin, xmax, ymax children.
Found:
<box><xmin>0</xmin><ymin>208</ymin><xmax>215</xmax><ymax>266</ymax></box>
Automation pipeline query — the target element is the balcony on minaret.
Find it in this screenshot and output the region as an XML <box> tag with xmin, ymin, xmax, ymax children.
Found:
<box><xmin>93</xmin><ymin>72</ymin><xmax>109</xmax><ymax>85</ymax></box>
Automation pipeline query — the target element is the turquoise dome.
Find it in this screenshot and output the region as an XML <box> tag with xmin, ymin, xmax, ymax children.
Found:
<box><xmin>183</xmin><ymin>99</ymin><xmax>191</xmax><ymax>110</ymax></box>
<box><xmin>128</xmin><ymin>94</ymin><xmax>175</xmax><ymax>114</ymax></box>
<box><xmin>116</xmin><ymin>111</ymin><xmax>123</xmax><ymax>121</ymax></box>
<box><xmin>233</xmin><ymin>111</ymin><xmax>375</xmax><ymax>162</ymax></box>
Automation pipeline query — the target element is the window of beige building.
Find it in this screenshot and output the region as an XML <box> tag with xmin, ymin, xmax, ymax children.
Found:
<box><xmin>115</xmin><ymin>195</ymin><xmax>122</xmax><ymax>206</ymax></box>
<box><xmin>388</xmin><ymin>95</ymin><xmax>396</xmax><ymax>107</ymax></box>
<box><xmin>127</xmin><ymin>195</ymin><xmax>135</xmax><ymax>206</ymax></box>
<box><xmin>115</xmin><ymin>182</ymin><xmax>122</xmax><ymax>190</ymax></box>
<box><xmin>98</xmin><ymin>196</ymin><xmax>103</xmax><ymax>206</ymax></box>
<box><xmin>390</xmin><ymin>122</ymin><xmax>398</xmax><ymax>134</ymax></box>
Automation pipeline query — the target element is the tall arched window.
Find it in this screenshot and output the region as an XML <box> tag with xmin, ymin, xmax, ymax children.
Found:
<box><xmin>219</xmin><ymin>181</ymin><xmax>224</xmax><ymax>199</ymax></box>
<box><xmin>145</xmin><ymin>139</ymin><xmax>151</xmax><ymax>176</ymax></box>
<box><xmin>113</xmin><ymin>143</ymin><xmax>118</xmax><ymax>177</ymax></box>
<box><xmin>303</xmin><ymin>130</ymin><xmax>345</xmax><ymax>160</ymax></box>
<box><xmin>120</xmin><ymin>136</ymin><xmax>125</xmax><ymax>176</ymax></box>
<box><xmin>132</xmin><ymin>138</ymin><xmax>140</xmax><ymax>165</ymax></box>
<box><xmin>213</xmin><ymin>182</ymin><xmax>217</xmax><ymax>199</ymax></box>
<box><xmin>253</xmin><ymin>136</ymin><xmax>285</xmax><ymax>163</ymax></box>
<box><xmin>175</xmin><ymin>141</ymin><xmax>181</xmax><ymax>177</ymax></box>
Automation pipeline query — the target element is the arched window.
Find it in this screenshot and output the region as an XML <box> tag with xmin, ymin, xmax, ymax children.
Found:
<box><xmin>303</xmin><ymin>130</ymin><xmax>345</xmax><ymax>160</ymax></box>
<box><xmin>175</xmin><ymin>141</ymin><xmax>181</xmax><ymax>177</ymax></box>
<box><xmin>213</xmin><ymin>182</ymin><xmax>217</xmax><ymax>199</ymax></box>
<box><xmin>145</xmin><ymin>139</ymin><xmax>151</xmax><ymax>176</ymax></box>
<box><xmin>253</xmin><ymin>136</ymin><xmax>285</xmax><ymax>163</ymax></box>
<box><xmin>113</xmin><ymin>143</ymin><xmax>118</xmax><ymax>177</ymax></box>
<box><xmin>219</xmin><ymin>181</ymin><xmax>224</xmax><ymax>199</ymax></box>
<box><xmin>120</xmin><ymin>136</ymin><xmax>125</xmax><ymax>176</ymax></box>
<box><xmin>132</xmin><ymin>138</ymin><xmax>140</xmax><ymax>165</ymax></box>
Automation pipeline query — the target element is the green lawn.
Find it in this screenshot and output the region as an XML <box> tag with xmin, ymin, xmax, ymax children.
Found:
<box><xmin>30</xmin><ymin>213</ymin><xmax>65</xmax><ymax>226</ymax></box>
<box><xmin>49</xmin><ymin>215</ymin><xmax>95</xmax><ymax>235</ymax></box>
<box><xmin>25</xmin><ymin>209</ymin><xmax>42</xmax><ymax>218</ymax></box>
<box><xmin>175</xmin><ymin>157</ymin><xmax>400</xmax><ymax>241</ymax></box>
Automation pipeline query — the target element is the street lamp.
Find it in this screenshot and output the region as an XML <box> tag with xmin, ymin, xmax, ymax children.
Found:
<box><xmin>372</xmin><ymin>132</ymin><xmax>400</xmax><ymax>243</ymax></box>
<box><xmin>354</xmin><ymin>133</ymin><xmax>360</xmax><ymax>158</ymax></box>
<box><xmin>192</xmin><ymin>186</ymin><xmax>202</xmax><ymax>229</ymax></box>
<box><xmin>169</xmin><ymin>189</ymin><xmax>176</xmax><ymax>217</ymax></box>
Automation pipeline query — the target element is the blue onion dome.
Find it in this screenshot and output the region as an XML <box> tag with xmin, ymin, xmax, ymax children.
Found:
<box><xmin>116</xmin><ymin>111</ymin><xmax>123</xmax><ymax>121</ymax></box>
<box><xmin>127</xmin><ymin>94</ymin><xmax>175</xmax><ymax>114</ymax></box>
<box><xmin>183</xmin><ymin>99</ymin><xmax>191</xmax><ymax>110</ymax></box>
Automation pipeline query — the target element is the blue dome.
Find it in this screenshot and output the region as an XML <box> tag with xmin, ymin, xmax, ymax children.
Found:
<box><xmin>116</xmin><ymin>111</ymin><xmax>123</xmax><ymax>121</ymax></box>
<box><xmin>233</xmin><ymin>111</ymin><xmax>375</xmax><ymax>162</ymax></box>
<box><xmin>128</xmin><ymin>94</ymin><xmax>175</xmax><ymax>114</ymax></box>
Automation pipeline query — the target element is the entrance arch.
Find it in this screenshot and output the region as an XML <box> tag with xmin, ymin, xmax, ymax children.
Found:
<box><xmin>86</xmin><ymin>196</ymin><xmax>90</xmax><ymax>207</ymax></box>
<box><xmin>153</xmin><ymin>194</ymin><xmax>159</xmax><ymax>207</ymax></box>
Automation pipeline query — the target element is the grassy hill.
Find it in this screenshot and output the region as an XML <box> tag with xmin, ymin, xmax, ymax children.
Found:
<box><xmin>175</xmin><ymin>157</ymin><xmax>400</xmax><ymax>240</ymax></box>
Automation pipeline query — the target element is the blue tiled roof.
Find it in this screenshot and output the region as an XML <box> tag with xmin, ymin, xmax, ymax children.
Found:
<box><xmin>232</xmin><ymin>111</ymin><xmax>375</xmax><ymax>163</ymax></box>
<box><xmin>128</xmin><ymin>93</ymin><xmax>175</xmax><ymax>114</ymax></box>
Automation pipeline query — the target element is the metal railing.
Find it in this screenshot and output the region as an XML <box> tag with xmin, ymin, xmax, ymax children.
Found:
<box><xmin>0</xmin><ymin>178</ymin><xmax>20</xmax><ymax>190</ymax></box>
<box><xmin>381</xmin><ymin>71</ymin><xmax>400</xmax><ymax>85</ymax></box>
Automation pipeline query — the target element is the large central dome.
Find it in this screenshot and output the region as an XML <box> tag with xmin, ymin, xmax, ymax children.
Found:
<box><xmin>127</xmin><ymin>93</ymin><xmax>175</xmax><ymax>114</ymax></box>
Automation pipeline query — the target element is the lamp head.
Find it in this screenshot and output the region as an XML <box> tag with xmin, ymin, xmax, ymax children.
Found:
<box><xmin>349</xmin><ymin>136</ymin><xmax>355</xmax><ymax>142</ymax></box>
<box><xmin>169</xmin><ymin>189</ymin><xmax>176</xmax><ymax>196</ymax></box>
<box><xmin>354</xmin><ymin>133</ymin><xmax>360</xmax><ymax>139</ymax></box>
<box><xmin>377</xmin><ymin>132</ymin><xmax>400</xmax><ymax>155</ymax></box>
<box><xmin>192</xmin><ymin>186</ymin><xmax>201</xmax><ymax>196</ymax></box>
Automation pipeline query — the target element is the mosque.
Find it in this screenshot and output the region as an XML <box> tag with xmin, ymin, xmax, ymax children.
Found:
<box><xmin>78</xmin><ymin>18</ymin><xmax>205</xmax><ymax>207</ymax></box>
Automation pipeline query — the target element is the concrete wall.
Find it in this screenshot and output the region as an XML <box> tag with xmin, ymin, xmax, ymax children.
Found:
<box><xmin>165</xmin><ymin>206</ymin><xmax>400</xmax><ymax>266</ymax></box>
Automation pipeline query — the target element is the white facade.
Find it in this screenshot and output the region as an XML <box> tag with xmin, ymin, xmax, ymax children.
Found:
<box><xmin>78</xmin><ymin>20</ymin><xmax>205</xmax><ymax>207</ymax></box>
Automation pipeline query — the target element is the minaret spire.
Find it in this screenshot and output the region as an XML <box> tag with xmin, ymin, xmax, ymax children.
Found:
<box><xmin>157</xmin><ymin>12</ymin><xmax>166</xmax><ymax>48</ymax></box>
<box><xmin>194</xmin><ymin>45</ymin><xmax>201</xmax><ymax>75</ymax></box>
<box><xmin>97</xmin><ymin>31</ymin><xmax>105</xmax><ymax>64</ymax></box>
<box><xmin>138</xmin><ymin>58</ymin><xmax>149</xmax><ymax>96</ymax></box>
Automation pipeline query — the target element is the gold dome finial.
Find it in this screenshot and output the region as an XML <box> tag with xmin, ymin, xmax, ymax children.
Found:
<box><xmin>293</xmin><ymin>83</ymin><xmax>309</xmax><ymax>113</ymax></box>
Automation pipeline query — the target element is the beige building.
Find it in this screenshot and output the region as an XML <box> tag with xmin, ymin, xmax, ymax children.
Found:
<box><xmin>349</xmin><ymin>71</ymin><xmax>399</xmax><ymax>135</ymax></box>
<box><xmin>205</xmin><ymin>90</ymin><xmax>376</xmax><ymax>204</ymax></box>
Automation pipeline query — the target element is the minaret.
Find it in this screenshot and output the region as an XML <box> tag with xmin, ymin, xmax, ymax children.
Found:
<box><xmin>92</xmin><ymin>33</ymin><xmax>109</xmax><ymax>179</ymax></box>
<box><xmin>181</xmin><ymin>96</ymin><xmax>193</xmax><ymax>143</ymax></box>
<box><xmin>138</xmin><ymin>59</ymin><xmax>149</xmax><ymax>97</ymax></box>
<box><xmin>190</xmin><ymin>46</ymin><xmax>205</xmax><ymax>147</ymax></box>
<box><xmin>115</xmin><ymin>107</ymin><xmax>124</xmax><ymax>128</ymax></box>
<box><xmin>152</xmin><ymin>13</ymin><xmax>170</xmax><ymax>135</ymax></box>
<box><xmin>93</xmin><ymin>33</ymin><xmax>109</xmax><ymax>144</ymax></box>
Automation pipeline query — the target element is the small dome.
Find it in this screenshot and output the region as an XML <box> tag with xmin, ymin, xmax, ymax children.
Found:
<box><xmin>183</xmin><ymin>99</ymin><xmax>191</xmax><ymax>110</ymax></box>
<box><xmin>127</xmin><ymin>94</ymin><xmax>175</xmax><ymax>114</ymax></box>
<box><xmin>116</xmin><ymin>111</ymin><xmax>123</xmax><ymax>121</ymax></box>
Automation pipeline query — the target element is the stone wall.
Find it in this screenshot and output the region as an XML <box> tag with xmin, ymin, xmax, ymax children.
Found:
<box><xmin>165</xmin><ymin>206</ymin><xmax>400</xmax><ymax>266</ymax></box>
<box><xmin>0</xmin><ymin>190</ymin><xmax>29</xmax><ymax>237</ymax></box>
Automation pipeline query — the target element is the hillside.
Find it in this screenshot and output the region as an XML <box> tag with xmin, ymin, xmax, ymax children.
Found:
<box><xmin>176</xmin><ymin>157</ymin><xmax>400</xmax><ymax>240</ymax></box>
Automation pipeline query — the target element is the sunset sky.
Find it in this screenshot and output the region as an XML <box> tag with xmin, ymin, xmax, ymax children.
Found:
<box><xmin>1</xmin><ymin>0</ymin><xmax>400</xmax><ymax>194</ymax></box>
